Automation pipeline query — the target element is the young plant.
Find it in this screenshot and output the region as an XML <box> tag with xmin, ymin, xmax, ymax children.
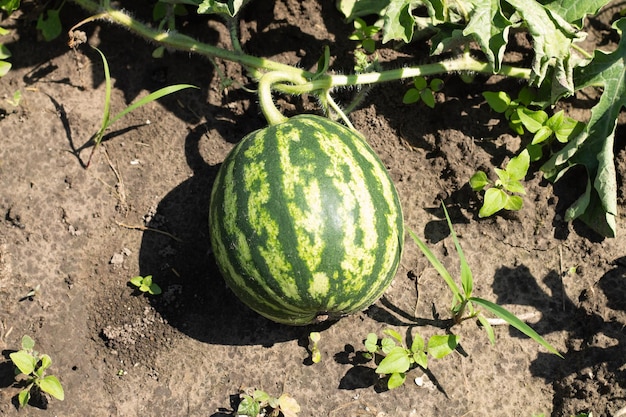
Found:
<box><xmin>81</xmin><ymin>46</ymin><xmax>197</xmax><ymax>167</ymax></box>
<box><xmin>364</xmin><ymin>328</ymin><xmax>457</xmax><ymax>389</ymax></box>
<box><xmin>129</xmin><ymin>275</ymin><xmax>162</xmax><ymax>295</ymax></box>
<box><xmin>516</xmin><ymin>108</ymin><xmax>585</xmax><ymax>161</ymax></box>
<box><xmin>411</xmin><ymin>203</ymin><xmax>562</xmax><ymax>357</ymax></box>
<box><xmin>403</xmin><ymin>76</ymin><xmax>444</xmax><ymax>108</ymax></box>
<box><xmin>349</xmin><ymin>17</ymin><xmax>381</xmax><ymax>54</ymax></box>
<box><xmin>237</xmin><ymin>389</ymin><xmax>300</xmax><ymax>417</ymax></box>
<box><xmin>483</xmin><ymin>87</ymin><xmax>536</xmax><ymax>135</ymax></box>
<box><xmin>9</xmin><ymin>335</ymin><xmax>64</xmax><ymax>408</ymax></box>
<box><xmin>308</xmin><ymin>331</ymin><xmax>321</xmax><ymax>364</ymax></box>
<box><xmin>36</xmin><ymin>2</ymin><xmax>64</xmax><ymax>41</ymax></box>
<box><xmin>470</xmin><ymin>149</ymin><xmax>530</xmax><ymax>217</ymax></box>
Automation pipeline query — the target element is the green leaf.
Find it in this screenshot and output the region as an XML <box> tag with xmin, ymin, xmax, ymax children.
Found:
<box><xmin>526</xmin><ymin>143</ymin><xmax>543</xmax><ymax>162</ymax></box>
<box><xmin>383</xmin><ymin>328</ymin><xmax>404</xmax><ymax>344</ymax></box>
<box><xmin>553</xmin><ymin>116</ymin><xmax>584</xmax><ymax>143</ymax></box>
<box><xmin>462</xmin><ymin>0</ymin><xmax>511</xmax><ymax>71</ymax></box>
<box><xmin>17</xmin><ymin>388</ymin><xmax>30</xmax><ymax>408</ymax></box>
<box><xmin>362</xmin><ymin>38</ymin><xmax>376</xmax><ymax>53</ymax></box>
<box><xmin>469</xmin><ymin>171</ymin><xmax>489</xmax><ymax>191</ymax></box>
<box><xmin>129</xmin><ymin>276</ymin><xmax>143</xmax><ymax>287</ymax></box>
<box><xmin>476</xmin><ymin>313</ymin><xmax>496</xmax><ymax>344</ymax></box>
<box><xmin>410</xmin><ymin>333</ymin><xmax>424</xmax><ymax>353</ymax></box>
<box><xmin>429</xmin><ymin>78</ymin><xmax>444</xmax><ymax>92</ymax></box>
<box><xmin>380</xmin><ymin>337</ymin><xmax>397</xmax><ymax>354</ymax></box>
<box><xmin>505</xmin><ymin>149</ymin><xmax>530</xmax><ymax>181</ymax></box>
<box><xmin>409</xmin><ymin>229</ymin><xmax>463</xmax><ymax>304</ymax></box>
<box><xmin>253</xmin><ymin>389</ymin><xmax>270</xmax><ymax>403</ymax></box>
<box><xmin>427</xmin><ymin>334</ymin><xmax>458</xmax><ymax>359</ymax></box>
<box><xmin>0</xmin><ymin>0</ymin><xmax>20</xmax><ymax>14</ymax></box>
<box><xmin>197</xmin><ymin>0</ymin><xmax>246</xmax><ymax>16</ymax></box>
<box><xmin>494</xmin><ymin>167</ymin><xmax>510</xmax><ymax>185</ymax></box>
<box><xmin>402</xmin><ymin>88</ymin><xmax>420</xmax><ymax>104</ymax></box>
<box><xmin>541</xmin><ymin>18</ymin><xmax>626</xmax><ymax>237</ymax></box>
<box><xmin>543</xmin><ymin>0</ymin><xmax>608</xmax><ymax>26</ymax></box>
<box><xmin>441</xmin><ymin>203</ymin><xmax>473</xmax><ymax>299</ymax></box>
<box><xmin>365</xmin><ymin>333</ymin><xmax>379</xmax><ymax>353</ymax></box>
<box><xmin>39</xmin><ymin>354</ymin><xmax>52</xmax><ymax>372</ymax></box>
<box><xmin>149</xmin><ymin>283</ymin><xmax>162</xmax><ymax>295</ymax></box>
<box><xmin>504</xmin><ymin>180</ymin><xmax>526</xmax><ymax>195</ymax></box>
<box><xmin>413</xmin><ymin>350</ymin><xmax>428</xmax><ymax>369</ymax></box>
<box><xmin>469</xmin><ymin>297</ymin><xmax>563</xmax><ymax>357</ymax></box>
<box><xmin>420</xmin><ymin>88</ymin><xmax>436</xmax><ymax>108</ymax></box>
<box><xmin>381</xmin><ymin>0</ymin><xmax>417</xmax><ymax>43</ymax></box>
<box><xmin>413</xmin><ymin>76</ymin><xmax>427</xmax><ymax>90</ymax></box>
<box><xmin>237</xmin><ymin>394</ymin><xmax>260</xmax><ymax>417</ymax></box>
<box><xmin>479</xmin><ymin>187</ymin><xmax>507</xmax><ymax>217</ymax></box>
<box><xmin>108</xmin><ymin>84</ymin><xmax>199</xmax><ymax>128</ymax></box>
<box><xmin>36</xmin><ymin>9</ymin><xmax>62</xmax><ymax>41</ymax></box>
<box><xmin>504</xmin><ymin>0</ymin><xmax>584</xmax><ymax>96</ymax></box>
<box><xmin>10</xmin><ymin>351</ymin><xmax>36</xmax><ymax>375</ymax></box>
<box><xmin>376</xmin><ymin>346</ymin><xmax>411</xmax><ymax>374</ymax></box>
<box><xmin>482</xmin><ymin>91</ymin><xmax>511</xmax><ymax>113</ymax></box>
<box><xmin>531</xmin><ymin>126</ymin><xmax>554</xmax><ymax>145</ymax></box>
<box><xmin>39</xmin><ymin>375</ymin><xmax>64</xmax><ymax>401</ymax></box>
<box><xmin>336</xmin><ymin>0</ymin><xmax>390</xmax><ymax>20</ymax></box>
<box><xmin>21</xmin><ymin>335</ymin><xmax>35</xmax><ymax>351</ymax></box>
<box><xmin>503</xmin><ymin>194</ymin><xmax>523</xmax><ymax>211</ymax></box>
<box><xmin>517</xmin><ymin>108</ymin><xmax>548</xmax><ymax>133</ymax></box>
<box><xmin>387</xmin><ymin>372</ymin><xmax>406</xmax><ymax>389</ymax></box>
<box><xmin>0</xmin><ymin>44</ymin><xmax>10</xmax><ymax>60</ymax></box>
<box><xmin>0</xmin><ymin>61</ymin><xmax>13</xmax><ymax>77</ymax></box>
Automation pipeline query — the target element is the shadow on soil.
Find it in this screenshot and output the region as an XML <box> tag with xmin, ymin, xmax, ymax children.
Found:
<box><xmin>492</xmin><ymin>259</ymin><xmax>626</xmax><ymax>414</ymax></box>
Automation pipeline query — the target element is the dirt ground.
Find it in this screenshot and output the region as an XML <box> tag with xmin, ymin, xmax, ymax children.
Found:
<box><xmin>0</xmin><ymin>1</ymin><xmax>625</xmax><ymax>416</ymax></box>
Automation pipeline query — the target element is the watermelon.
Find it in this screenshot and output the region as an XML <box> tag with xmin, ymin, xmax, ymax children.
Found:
<box><xmin>209</xmin><ymin>115</ymin><xmax>404</xmax><ymax>325</ymax></box>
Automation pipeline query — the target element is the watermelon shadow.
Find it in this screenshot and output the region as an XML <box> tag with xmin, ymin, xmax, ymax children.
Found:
<box><xmin>137</xmin><ymin>121</ymin><xmax>327</xmax><ymax>346</ymax></box>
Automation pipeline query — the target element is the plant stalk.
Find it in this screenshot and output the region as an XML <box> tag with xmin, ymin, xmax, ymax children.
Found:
<box><xmin>69</xmin><ymin>0</ymin><xmax>532</xmax><ymax>96</ymax></box>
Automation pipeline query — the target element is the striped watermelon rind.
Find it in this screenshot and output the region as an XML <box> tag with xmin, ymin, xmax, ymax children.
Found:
<box><xmin>209</xmin><ymin>115</ymin><xmax>404</xmax><ymax>325</ymax></box>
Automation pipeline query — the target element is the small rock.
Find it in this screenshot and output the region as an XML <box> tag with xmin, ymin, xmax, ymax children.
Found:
<box><xmin>110</xmin><ymin>253</ymin><xmax>124</xmax><ymax>265</ymax></box>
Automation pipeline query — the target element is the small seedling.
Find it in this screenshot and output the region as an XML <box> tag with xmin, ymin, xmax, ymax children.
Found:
<box><xmin>410</xmin><ymin>203</ymin><xmax>562</xmax><ymax>357</ymax></box>
<box><xmin>84</xmin><ymin>46</ymin><xmax>197</xmax><ymax>167</ymax></box>
<box><xmin>237</xmin><ymin>389</ymin><xmax>300</xmax><ymax>417</ymax></box>
<box><xmin>19</xmin><ymin>284</ymin><xmax>41</xmax><ymax>302</ymax></box>
<box><xmin>129</xmin><ymin>275</ymin><xmax>162</xmax><ymax>295</ymax></box>
<box><xmin>36</xmin><ymin>3</ymin><xmax>64</xmax><ymax>41</ymax></box>
<box><xmin>516</xmin><ymin>108</ymin><xmax>584</xmax><ymax>161</ymax></box>
<box><xmin>9</xmin><ymin>335</ymin><xmax>64</xmax><ymax>408</ymax></box>
<box><xmin>403</xmin><ymin>76</ymin><xmax>444</xmax><ymax>108</ymax></box>
<box><xmin>364</xmin><ymin>328</ymin><xmax>458</xmax><ymax>389</ymax></box>
<box><xmin>6</xmin><ymin>90</ymin><xmax>22</xmax><ymax>107</ymax></box>
<box><xmin>483</xmin><ymin>87</ymin><xmax>536</xmax><ymax>135</ymax></box>
<box><xmin>308</xmin><ymin>332</ymin><xmax>321</xmax><ymax>364</ymax></box>
<box><xmin>470</xmin><ymin>149</ymin><xmax>530</xmax><ymax>217</ymax></box>
<box><xmin>349</xmin><ymin>17</ymin><xmax>381</xmax><ymax>54</ymax></box>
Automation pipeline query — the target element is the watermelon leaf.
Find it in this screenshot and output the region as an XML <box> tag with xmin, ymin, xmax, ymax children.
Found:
<box><xmin>541</xmin><ymin>18</ymin><xmax>626</xmax><ymax>237</ymax></box>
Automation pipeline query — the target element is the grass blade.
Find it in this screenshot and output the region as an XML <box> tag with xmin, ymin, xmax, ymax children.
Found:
<box><xmin>408</xmin><ymin>228</ymin><xmax>463</xmax><ymax>304</ymax></box>
<box><xmin>108</xmin><ymin>84</ymin><xmax>198</xmax><ymax>126</ymax></box>
<box><xmin>441</xmin><ymin>203</ymin><xmax>473</xmax><ymax>299</ymax></box>
<box><xmin>469</xmin><ymin>297</ymin><xmax>563</xmax><ymax>358</ymax></box>
<box><xmin>94</xmin><ymin>46</ymin><xmax>112</xmax><ymax>139</ymax></box>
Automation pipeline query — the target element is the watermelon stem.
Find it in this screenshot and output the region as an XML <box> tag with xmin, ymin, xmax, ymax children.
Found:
<box><xmin>258</xmin><ymin>71</ymin><xmax>308</xmax><ymax>125</ymax></box>
<box><xmin>68</xmin><ymin>1</ymin><xmax>532</xmax><ymax>96</ymax></box>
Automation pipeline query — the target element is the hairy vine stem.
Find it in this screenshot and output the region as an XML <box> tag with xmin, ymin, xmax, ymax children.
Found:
<box><xmin>69</xmin><ymin>0</ymin><xmax>532</xmax><ymax>100</ymax></box>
